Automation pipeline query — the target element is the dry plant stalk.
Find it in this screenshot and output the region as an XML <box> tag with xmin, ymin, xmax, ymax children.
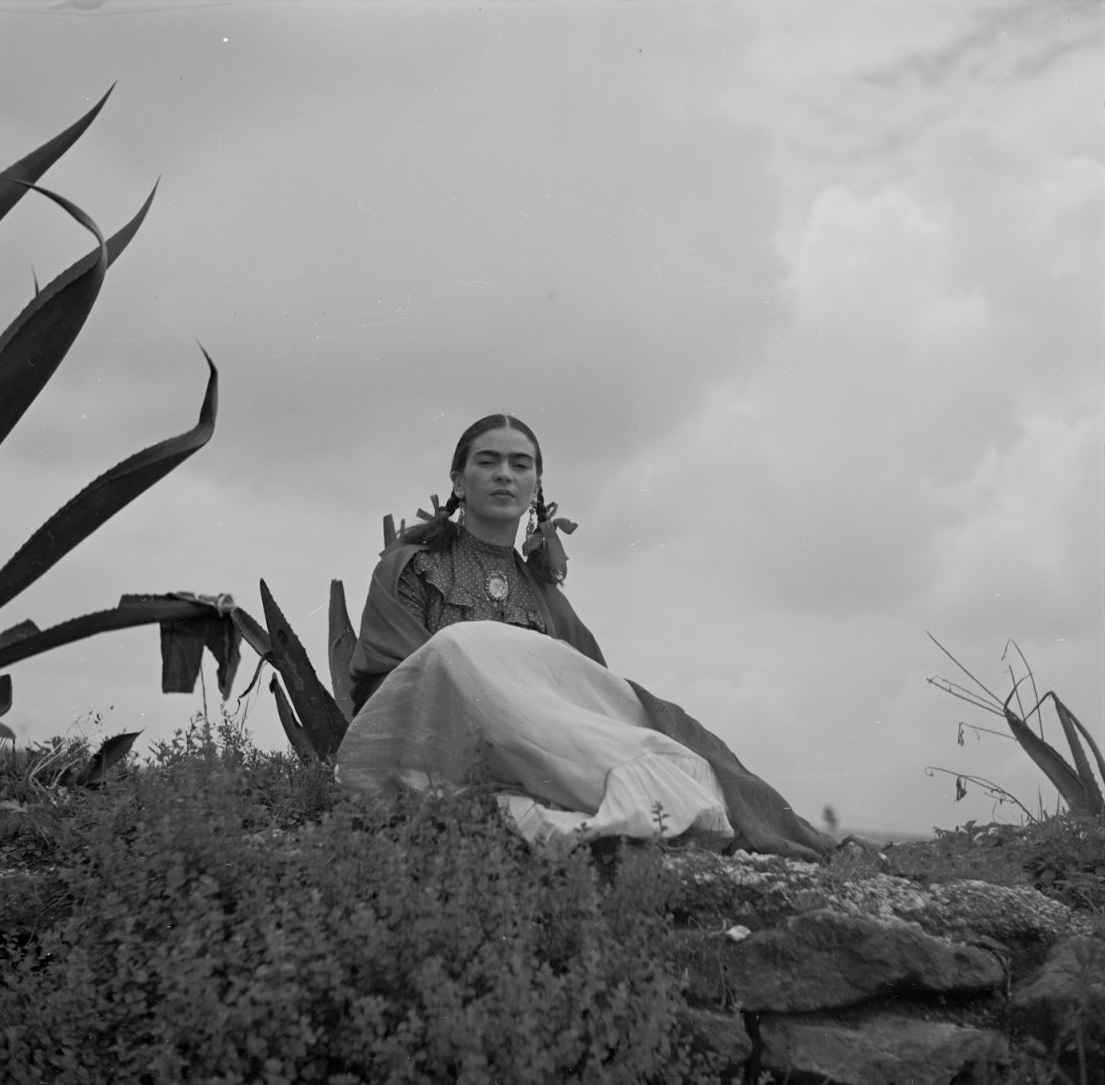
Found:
<box><xmin>927</xmin><ymin>633</ymin><xmax>1105</xmax><ymax>817</ymax></box>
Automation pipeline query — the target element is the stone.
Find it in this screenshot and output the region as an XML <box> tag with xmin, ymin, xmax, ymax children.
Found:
<box><xmin>664</xmin><ymin>849</ymin><xmax>1091</xmax><ymax>943</ymax></box>
<box><xmin>758</xmin><ymin>1012</ymin><xmax>1009</xmax><ymax>1085</ymax></box>
<box><xmin>674</xmin><ymin>908</ymin><xmax>1005</xmax><ymax>1012</ymax></box>
<box><xmin>676</xmin><ymin>1006</ymin><xmax>754</xmax><ymax>1070</ymax></box>
<box><xmin>1011</xmin><ymin>936</ymin><xmax>1105</xmax><ymax>1066</ymax></box>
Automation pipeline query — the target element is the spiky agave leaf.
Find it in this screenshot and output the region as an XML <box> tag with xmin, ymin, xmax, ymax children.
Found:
<box><xmin>0</xmin><ymin>84</ymin><xmax>114</xmax><ymax>223</ymax></box>
<box><xmin>58</xmin><ymin>730</ymin><xmax>141</xmax><ymax>788</ymax></box>
<box><xmin>0</xmin><ymin>181</ymin><xmax>158</xmax><ymax>445</ymax></box>
<box><xmin>1046</xmin><ymin>693</ymin><xmax>1105</xmax><ymax>815</ymax></box>
<box><xmin>1003</xmin><ymin>695</ymin><xmax>1096</xmax><ymax>816</ymax></box>
<box><xmin>0</xmin><ymin>182</ymin><xmax>105</xmax><ymax>443</ymax></box>
<box><xmin>0</xmin><ymin>350</ymin><xmax>217</xmax><ymax>609</ymax></box>
<box><xmin>260</xmin><ymin>579</ymin><xmax>347</xmax><ymax>759</ymax></box>
<box><xmin>269</xmin><ymin>675</ymin><xmax>318</xmax><ymax>763</ymax></box>
<box><xmin>328</xmin><ymin>579</ymin><xmax>356</xmax><ymax>723</ymax></box>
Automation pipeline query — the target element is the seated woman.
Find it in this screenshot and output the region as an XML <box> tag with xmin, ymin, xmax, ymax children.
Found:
<box><xmin>338</xmin><ymin>414</ymin><xmax>834</xmax><ymax>861</ymax></box>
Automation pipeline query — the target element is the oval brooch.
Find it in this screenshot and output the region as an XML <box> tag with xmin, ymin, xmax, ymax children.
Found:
<box><xmin>485</xmin><ymin>573</ymin><xmax>510</xmax><ymax>603</ymax></box>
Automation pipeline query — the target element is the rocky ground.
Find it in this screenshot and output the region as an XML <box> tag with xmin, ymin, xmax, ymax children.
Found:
<box><xmin>658</xmin><ymin>818</ymin><xmax>1105</xmax><ymax>1084</ymax></box>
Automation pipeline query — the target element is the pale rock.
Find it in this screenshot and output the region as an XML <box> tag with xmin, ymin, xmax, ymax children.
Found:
<box><xmin>675</xmin><ymin>909</ymin><xmax>1005</xmax><ymax>1012</ymax></box>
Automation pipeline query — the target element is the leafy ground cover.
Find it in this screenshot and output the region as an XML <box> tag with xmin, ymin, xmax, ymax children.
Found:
<box><xmin>0</xmin><ymin>715</ymin><xmax>724</xmax><ymax>1085</ymax></box>
<box><xmin>1</xmin><ymin>715</ymin><xmax>1102</xmax><ymax>1084</ymax></box>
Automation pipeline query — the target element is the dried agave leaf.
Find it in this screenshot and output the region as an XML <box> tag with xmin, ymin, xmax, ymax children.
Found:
<box><xmin>159</xmin><ymin>612</ymin><xmax>241</xmax><ymax>700</ymax></box>
<box><xmin>62</xmin><ymin>730</ymin><xmax>142</xmax><ymax>788</ymax></box>
<box><xmin>0</xmin><ymin>594</ymin><xmax>258</xmax><ymax>687</ymax></box>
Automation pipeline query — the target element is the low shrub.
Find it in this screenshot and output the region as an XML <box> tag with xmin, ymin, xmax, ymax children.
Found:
<box><xmin>1</xmin><ymin>730</ymin><xmax>718</xmax><ymax>1084</ymax></box>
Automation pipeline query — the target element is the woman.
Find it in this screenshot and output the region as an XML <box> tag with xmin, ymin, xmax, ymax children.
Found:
<box><xmin>338</xmin><ymin>414</ymin><xmax>833</xmax><ymax>861</ymax></box>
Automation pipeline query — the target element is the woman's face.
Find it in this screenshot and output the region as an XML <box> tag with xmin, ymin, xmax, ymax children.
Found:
<box><xmin>452</xmin><ymin>426</ymin><xmax>540</xmax><ymax>538</ymax></box>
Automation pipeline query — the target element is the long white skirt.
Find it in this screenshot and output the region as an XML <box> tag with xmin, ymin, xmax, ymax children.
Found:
<box><xmin>336</xmin><ymin>622</ymin><xmax>734</xmax><ymax>856</ymax></box>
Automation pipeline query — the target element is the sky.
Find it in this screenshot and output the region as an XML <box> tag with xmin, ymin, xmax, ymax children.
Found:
<box><xmin>0</xmin><ymin>0</ymin><xmax>1101</xmax><ymax>837</ymax></box>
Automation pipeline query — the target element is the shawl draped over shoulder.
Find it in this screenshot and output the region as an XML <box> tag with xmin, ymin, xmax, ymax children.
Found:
<box><xmin>343</xmin><ymin>542</ymin><xmax>834</xmax><ymax>862</ymax></box>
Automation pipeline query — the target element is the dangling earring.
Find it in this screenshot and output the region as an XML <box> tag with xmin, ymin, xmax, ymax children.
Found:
<box><xmin>525</xmin><ymin>500</ymin><xmax>537</xmax><ymax>541</ymax></box>
<box><xmin>457</xmin><ymin>499</ymin><xmax>466</xmax><ymax>529</ymax></box>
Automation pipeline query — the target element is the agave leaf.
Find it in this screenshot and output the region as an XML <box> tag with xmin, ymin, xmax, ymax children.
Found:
<box><xmin>0</xmin><ymin>350</ymin><xmax>216</xmax><ymax>609</ymax></box>
<box><xmin>0</xmin><ymin>619</ymin><xmax>40</xmax><ymax>651</ymax></box>
<box><xmin>229</xmin><ymin>607</ymin><xmax>272</xmax><ymax>659</ymax></box>
<box><xmin>382</xmin><ymin>513</ymin><xmax>398</xmax><ymax>549</ymax></box>
<box><xmin>1045</xmin><ymin>693</ymin><xmax>1105</xmax><ymax>815</ymax></box>
<box><xmin>0</xmin><ymin>593</ymin><xmax>260</xmax><ymax>671</ymax></box>
<box><xmin>66</xmin><ymin>730</ymin><xmax>141</xmax><ymax>788</ymax></box>
<box><xmin>328</xmin><ymin>579</ymin><xmax>356</xmax><ymax>723</ymax></box>
<box><xmin>0</xmin><ymin>674</ymin><xmax>11</xmax><ymax>719</ymax></box>
<box><xmin>0</xmin><ymin>182</ymin><xmax>106</xmax><ymax>444</ymax></box>
<box><xmin>0</xmin><ymin>85</ymin><xmax>114</xmax><ymax>223</ymax></box>
<box><xmin>0</xmin><ymin>182</ymin><xmax>158</xmax><ymax>446</ymax></box>
<box><xmin>1003</xmin><ymin>704</ymin><xmax>1094</xmax><ymax>815</ymax></box>
<box><xmin>269</xmin><ymin>675</ymin><xmax>318</xmax><ymax>762</ymax></box>
<box><xmin>259</xmin><ymin>579</ymin><xmax>347</xmax><ymax>759</ymax></box>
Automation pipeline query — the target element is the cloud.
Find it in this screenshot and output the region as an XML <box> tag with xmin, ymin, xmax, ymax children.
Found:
<box><xmin>928</xmin><ymin>411</ymin><xmax>1105</xmax><ymax>635</ymax></box>
<box><xmin>1</xmin><ymin>3</ymin><xmax>1099</xmax><ymax>837</ymax></box>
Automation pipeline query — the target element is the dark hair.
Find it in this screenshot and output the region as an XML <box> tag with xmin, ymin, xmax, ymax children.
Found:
<box><xmin>400</xmin><ymin>414</ymin><xmax>563</xmax><ymax>583</ymax></box>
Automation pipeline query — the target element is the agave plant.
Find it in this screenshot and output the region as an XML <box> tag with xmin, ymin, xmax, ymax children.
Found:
<box><xmin>928</xmin><ymin>633</ymin><xmax>1105</xmax><ymax>818</ymax></box>
<box><xmin>0</xmin><ymin>91</ymin><xmax>362</xmax><ymax>773</ymax></box>
<box><xmin>0</xmin><ymin>89</ymin><xmax>358</xmax><ymax>772</ymax></box>
<box><xmin>0</xmin><ymin>88</ymin><xmax>271</xmax><ymax>772</ymax></box>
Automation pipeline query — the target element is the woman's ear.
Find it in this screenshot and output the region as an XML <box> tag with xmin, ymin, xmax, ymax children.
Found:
<box><xmin>450</xmin><ymin>471</ymin><xmax>463</xmax><ymax>500</ymax></box>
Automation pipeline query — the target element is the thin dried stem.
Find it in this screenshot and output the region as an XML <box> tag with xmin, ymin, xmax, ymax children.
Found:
<box><xmin>926</xmin><ymin>632</ymin><xmax>1005</xmax><ymax>708</ymax></box>
<box><xmin>960</xmin><ymin>721</ymin><xmax>1014</xmax><ymax>742</ymax></box>
<box><xmin>926</xmin><ymin>676</ymin><xmax>1005</xmax><ymax>717</ymax></box>
<box><xmin>1003</xmin><ymin>639</ymin><xmax>1044</xmax><ymax>737</ymax></box>
<box><xmin>924</xmin><ymin>765</ymin><xmax>1038</xmax><ymax>823</ymax></box>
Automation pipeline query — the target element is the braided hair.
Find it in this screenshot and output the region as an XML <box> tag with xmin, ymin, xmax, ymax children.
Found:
<box><xmin>399</xmin><ymin>414</ymin><xmax>564</xmax><ymax>584</ymax></box>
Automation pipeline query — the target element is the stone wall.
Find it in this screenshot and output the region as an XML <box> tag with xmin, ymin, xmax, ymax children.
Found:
<box><xmin>664</xmin><ymin>848</ymin><xmax>1104</xmax><ymax>1083</ymax></box>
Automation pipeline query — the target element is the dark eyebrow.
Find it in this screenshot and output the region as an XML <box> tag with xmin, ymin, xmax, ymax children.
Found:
<box><xmin>472</xmin><ymin>448</ymin><xmax>534</xmax><ymax>461</ymax></box>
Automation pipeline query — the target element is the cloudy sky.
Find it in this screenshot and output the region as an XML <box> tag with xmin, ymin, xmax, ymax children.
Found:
<box><xmin>1</xmin><ymin>0</ymin><xmax>1101</xmax><ymax>836</ymax></box>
